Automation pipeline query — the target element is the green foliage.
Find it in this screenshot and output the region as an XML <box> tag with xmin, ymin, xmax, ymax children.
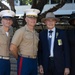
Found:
<box><xmin>20</xmin><ymin>0</ymin><xmax>32</xmax><ymax>5</ymax></box>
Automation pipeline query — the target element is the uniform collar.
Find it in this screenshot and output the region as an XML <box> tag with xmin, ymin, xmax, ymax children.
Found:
<box><xmin>0</xmin><ymin>26</ymin><xmax>6</xmax><ymax>34</ymax></box>
<box><xmin>25</xmin><ymin>25</ymin><xmax>35</xmax><ymax>33</ymax></box>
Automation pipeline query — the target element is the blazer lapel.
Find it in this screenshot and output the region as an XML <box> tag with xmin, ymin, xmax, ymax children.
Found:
<box><xmin>44</xmin><ymin>30</ymin><xmax>50</xmax><ymax>54</ymax></box>
<box><xmin>54</xmin><ymin>28</ymin><xmax>59</xmax><ymax>51</ymax></box>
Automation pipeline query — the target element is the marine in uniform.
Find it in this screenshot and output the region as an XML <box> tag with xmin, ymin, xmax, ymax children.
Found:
<box><xmin>10</xmin><ymin>9</ymin><xmax>40</xmax><ymax>75</ymax></box>
<box><xmin>0</xmin><ymin>10</ymin><xmax>15</xmax><ymax>75</ymax></box>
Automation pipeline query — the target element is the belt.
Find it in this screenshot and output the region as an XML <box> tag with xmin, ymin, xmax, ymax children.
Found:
<box><xmin>20</xmin><ymin>55</ymin><xmax>37</xmax><ymax>59</ymax></box>
<box><xmin>0</xmin><ymin>56</ymin><xmax>9</xmax><ymax>60</ymax></box>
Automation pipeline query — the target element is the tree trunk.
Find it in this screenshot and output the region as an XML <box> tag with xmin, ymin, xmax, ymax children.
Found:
<box><xmin>32</xmin><ymin>0</ymin><xmax>48</xmax><ymax>13</ymax></box>
<box><xmin>7</xmin><ymin>0</ymin><xmax>15</xmax><ymax>12</ymax></box>
<box><xmin>39</xmin><ymin>0</ymin><xmax>66</xmax><ymax>21</ymax></box>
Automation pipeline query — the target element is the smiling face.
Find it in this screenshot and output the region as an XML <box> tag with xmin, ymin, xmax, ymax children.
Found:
<box><xmin>1</xmin><ymin>18</ymin><xmax>13</xmax><ymax>28</ymax></box>
<box><xmin>25</xmin><ymin>17</ymin><xmax>37</xmax><ymax>27</ymax></box>
<box><xmin>44</xmin><ymin>18</ymin><xmax>57</xmax><ymax>29</ymax></box>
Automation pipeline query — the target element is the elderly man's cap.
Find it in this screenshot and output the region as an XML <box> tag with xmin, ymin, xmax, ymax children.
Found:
<box><xmin>41</xmin><ymin>12</ymin><xmax>60</xmax><ymax>22</ymax></box>
<box><xmin>25</xmin><ymin>9</ymin><xmax>40</xmax><ymax>18</ymax></box>
<box><xmin>0</xmin><ymin>10</ymin><xmax>15</xmax><ymax>18</ymax></box>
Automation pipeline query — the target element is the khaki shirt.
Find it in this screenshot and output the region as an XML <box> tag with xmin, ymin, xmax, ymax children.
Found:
<box><xmin>0</xmin><ymin>26</ymin><xmax>10</xmax><ymax>56</ymax></box>
<box><xmin>11</xmin><ymin>25</ymin><xmax>39</xmax><ymax>57</ymax></box>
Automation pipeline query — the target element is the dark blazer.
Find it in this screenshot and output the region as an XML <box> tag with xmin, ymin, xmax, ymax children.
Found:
<box><xmin>38</xmin><ymin>28</ymin><xmax>70</xmax><ymax>74</ymax></box>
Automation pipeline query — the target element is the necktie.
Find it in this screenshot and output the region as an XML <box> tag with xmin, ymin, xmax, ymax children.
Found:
<box><xmin>48</xmin><ymin>30</ymin><xmax>53</xmax><ymax>55</ymax></box>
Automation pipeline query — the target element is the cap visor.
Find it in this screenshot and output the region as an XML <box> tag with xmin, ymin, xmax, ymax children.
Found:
<box><xmin>2</xmin><ymin>16</ymin><xmax>13</xmax><ymax>19</ymax></box>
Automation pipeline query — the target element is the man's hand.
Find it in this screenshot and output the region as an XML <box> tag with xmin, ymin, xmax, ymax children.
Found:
<box><xmin>10</xmin><ymin>44</ymin><xmax>18</xmax><ymax>59</ymax></box>
<box><xmin>39</xmin><ymin>65</ymin><xmax>44</xmax><ymax>74</ymax></box>
<box><xmin>64</xmin><ymin>68</ymin><xmax>70</xmax><ymax>75</ymax></box>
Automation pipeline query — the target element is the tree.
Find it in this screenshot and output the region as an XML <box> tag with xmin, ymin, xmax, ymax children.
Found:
<box><xmin>0</xmin><ymin>0</ymin><xmax>66</xmax><ymax>21</ymax></box>
<box><xmin>32</xmin><ymin>0</ymin><xmax>48</xmax><ymax>12</ymax></box>
<box><xmin>20</xmin><ymin>0</ymin><xmax>32</xmax><ymax>5</ymax></box>
<box><xmin>31</xmin><ymin>0</ymin><xmax>66</xmax><ymax>20</ymax></box>
<box><xmin>0</xmin><ymin>1</ymin><xmax>9</xmax><ymax>10</ymax></box>
<box><xmin>0</xmin><ymin>0</ymin><xmax>15</xmax><ymax>11</ymax></box>
<box><xmin>7</xmin><ymin>0</ymin><xmax>15</xmax><ymax>11</ymax></box>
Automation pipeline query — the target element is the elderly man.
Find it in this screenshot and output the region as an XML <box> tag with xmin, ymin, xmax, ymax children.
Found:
<box><xmin>38</xmin><ymin>12</ymin><xmax>70</xmax><ymax>75</ymax></box>
<box><xmin>0</xmin><ymin>10</ymin><xmax>15</xmax><ymax>75</ymax></box>
<box><xmin>10</xmin><ymin>8</ymin><xmax>40</xmax><ymax>75</ymax></box>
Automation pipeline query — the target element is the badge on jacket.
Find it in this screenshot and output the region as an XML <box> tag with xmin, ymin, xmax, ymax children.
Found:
<box><xmin>56</xmin><ymin>32</ymin><xmax>59</xmax><ymax>38</ymax></box>
<box><xmin>58</xmin><ymin>39</ymin><xmax>62</xmax><ymax>46</ymax></box>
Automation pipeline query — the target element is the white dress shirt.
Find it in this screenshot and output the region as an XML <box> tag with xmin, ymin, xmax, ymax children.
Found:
<box><xmin>48</xmin><ymin>27</ymin><xmax>55</xmax><ymax>57</ymax></box>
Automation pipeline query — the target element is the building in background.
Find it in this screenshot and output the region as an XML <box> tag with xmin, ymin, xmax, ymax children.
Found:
<box><xmin>14</xmin><ymin>0</ymin><xmax>20</xmax><ymax>6</ymax></box>
<box><xmin>14</xmin><ymin>0</ymin><xmax>75</xmax><ymax>16</ymax></box>
<box><xmin>0</xmin><ymin>0</ymin><xmax>75</xmax><ymax>17</ymax></box>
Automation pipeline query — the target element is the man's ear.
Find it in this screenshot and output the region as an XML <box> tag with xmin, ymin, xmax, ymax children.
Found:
<box><xmin>25</xmin><ymin>17</ymin><xmax>27</xmax><ymax>22</ymax></box>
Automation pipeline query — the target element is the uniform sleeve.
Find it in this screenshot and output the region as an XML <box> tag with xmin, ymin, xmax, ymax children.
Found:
<box><xmin>11</xmin><ymin>29</ymin><xmax>24</xmax><ymax>47</ymax></box>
